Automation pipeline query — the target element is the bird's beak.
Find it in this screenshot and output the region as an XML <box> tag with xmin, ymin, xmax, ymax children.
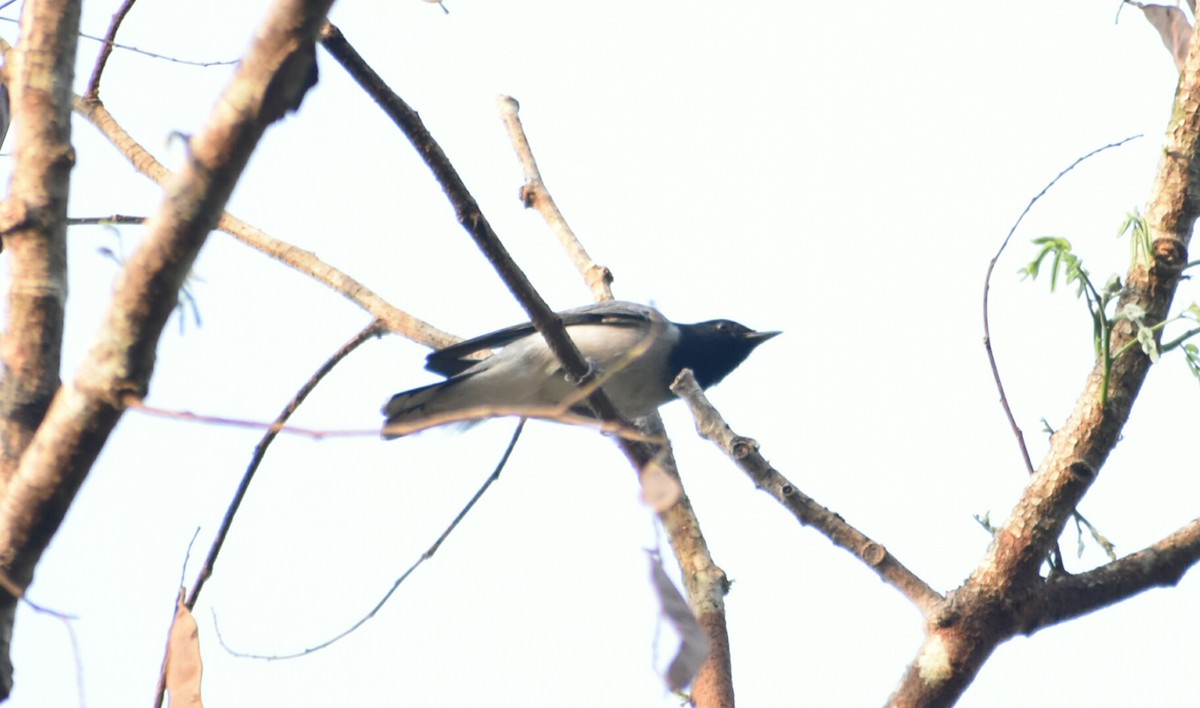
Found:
<box><xmin>748</xmin><ymin>330</ymin><xmax>781</xmax><ymax>342</ymax></box>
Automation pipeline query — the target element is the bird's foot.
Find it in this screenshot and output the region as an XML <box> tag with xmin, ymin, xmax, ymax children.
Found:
<box><xmin>565</xmin><ymin>359</ymin><xmax>599</xmax><ymax>386</ymax></box>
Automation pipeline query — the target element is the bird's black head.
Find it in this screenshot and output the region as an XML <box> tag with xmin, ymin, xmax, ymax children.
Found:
<box><xmin>670</xmin><ymin>319</ymin><xmax>779</xmax><ymax>390</ymax></box>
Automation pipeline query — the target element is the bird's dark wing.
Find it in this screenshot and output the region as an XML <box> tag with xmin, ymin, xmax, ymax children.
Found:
<box><xmin>424</xmin><ymin>301</ymin><xmax>656</xmax><ymax>377</ymax></box>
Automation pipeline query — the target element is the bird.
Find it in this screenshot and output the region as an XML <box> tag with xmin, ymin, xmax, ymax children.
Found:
<box><xmin>381</xmin><ymin>301</ymin><xmax>779</xmax><ymax>438</ymax></box>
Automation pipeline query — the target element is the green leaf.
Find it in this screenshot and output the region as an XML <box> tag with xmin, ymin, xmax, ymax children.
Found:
<box><xmin>1117</xmin><ymin>209</ymin><xmax>1153</xmax><ymax>269</ymax></box>
<box><xmin>1185</xmin><ymin>343</ymin><xmax>1200</xmax><ymax>381</ymax></box>
<box><xmin>1021</xmin><ymin>236</ymin><xmax>1077</xmax><ymax>293</ymax></box>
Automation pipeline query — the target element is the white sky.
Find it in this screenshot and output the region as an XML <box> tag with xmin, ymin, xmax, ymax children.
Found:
<box><xmin>3</xmin><ymin>1</ymin><xmax>1198</xmax><ymax>706</ymax></box>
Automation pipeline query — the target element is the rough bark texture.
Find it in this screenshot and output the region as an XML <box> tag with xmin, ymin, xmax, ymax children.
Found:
<box><xmin>0</xmin><ymin>0</ymin><xmax>82</xmax><ymax>697</ymax></box>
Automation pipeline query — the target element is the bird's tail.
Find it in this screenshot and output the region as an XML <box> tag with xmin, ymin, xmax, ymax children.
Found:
<box><xmin>381</xmin><ymin>379</ymin><xmax>456</xmax><ymax>439</ymax></box>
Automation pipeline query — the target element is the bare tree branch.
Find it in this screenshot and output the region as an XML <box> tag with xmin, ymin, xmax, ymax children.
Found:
<box><xmin>0</xmin><ymin>0</ymin><xmax>82</xmax><ymax>697</ymax></box>
<box><xmin>671</xmin><ymin>370</ymin><xmax>943</xmax><ymax>612</ymax></box>
<box><xmin>496</xmin><ymin>95</ymin><xmax>614</xmax><ymax>301</ymax></box>
<box><xmin>72</xmin><ymin>96</ymin><xmax>458</xmax><ymax>349</ymax></box>
<box><xmin>1020</xmin><ymin>516</ymin><xmax>1200</xmax><ymax>632</ymax></box>
<box><xmin>216</xmin><ymin>212</ymin><xmax>458</xmax><ymax>347</ymax></box>
<box><xmin>0</xmin><ymin>0</ymin><xmax>334</xmax><ymax>698</ymax></box>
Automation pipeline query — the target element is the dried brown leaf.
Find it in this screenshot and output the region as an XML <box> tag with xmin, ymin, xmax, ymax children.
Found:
<box><xmin>165</xmin><ymin>590</ymin><xmax>203</xmax><ymax>708</ymax></box>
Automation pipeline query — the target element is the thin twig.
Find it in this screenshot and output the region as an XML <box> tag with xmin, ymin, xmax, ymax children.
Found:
<box><xmin>64</xmin><ymin>612</ymin><xmax>86</xmax><ymax>708</ymax></box>
<box><xmin>981</xmin><ymin>135</ymin><xmax>1141</xmax><ymax>476</ymax></box>
<box><xmin>67</xmin><ymin>214</ymin><xmax>145</xmax><ymax>226</ymax></box>
<box><xmin>123</xmin><ymin>396</ymin><xmax>373</xmax><ymax>439</ymax></box>
<box><xmin>0</xmin><ymin>17</ymin><xmax>240</xmax><ymax>69</ymax></box>
<box><xmin>150</xmin><ymin>321</ymin><xmax>382</xmax><ymax>708</ymax></box>
<box><xmin>85</xmin><ymin>0</ymin><xmax>138</xmax><ymax>98</ymax></box>
<box><xmin>0</xmin><ymin>572</ymin><xmax>76</xmax><ymax>619</ymax></box>
<box><xmin>0</xmin><ymin>574</ymin><xmax>86</xmax><ymax>705</ymax></box>
<box><xmin>496</xmin><ymin>95</ymin><xmax>613</xmax><ymax>301</ymax></box>
<box><xmin>185</xmin><ymin>320</ymin><xmax>382</xmax><ymax>608</ymax></box>
<box><xmin>215</xmin><ymin>419</ymin><xmax>526</xmax><ymax>660</ymax></box>
<box><xmin>124</xmin><ymin>394</ymin><xmax>660</xmax><ymax>442</ymax></box>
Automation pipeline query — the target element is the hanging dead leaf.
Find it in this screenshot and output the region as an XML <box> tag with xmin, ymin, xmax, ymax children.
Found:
<box><xmin>639</xmin><ymin>458</ymin><xmax>682</xmax><ymax>512</ymax></box>
<box><xmin>648</xmin><ymin>552</ymin><xmax>709</xmax><ymax>691</ymax></box>
<box><xmin>1133</xmin><ymin>2</ymin><xmax>1193</xmax><ymax>71</ymax></box>
<box><xmin>165</xmin><ymin>590</ymin><xmax>203</xmax><ymax>708</ymax></box>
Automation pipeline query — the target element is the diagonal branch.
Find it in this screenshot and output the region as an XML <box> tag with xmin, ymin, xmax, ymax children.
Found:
<box><xmin>149</xmin><ymin>319</ymin><xmax>382</xmax><ymax>708</ymax></box>
<box><xmin>85</xmin><ymin>0</ymin><xmax>137</xmax><ymax>98</ymax></box>
<box><xmin>72</xmin><ymin>96</ymin><xmax>457</xmax><ymax>349</ymax></box>
<box><xmin>671</xmin><ymin>370</ymin><xmax>942</xmax><ymax>612</ymax></box>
